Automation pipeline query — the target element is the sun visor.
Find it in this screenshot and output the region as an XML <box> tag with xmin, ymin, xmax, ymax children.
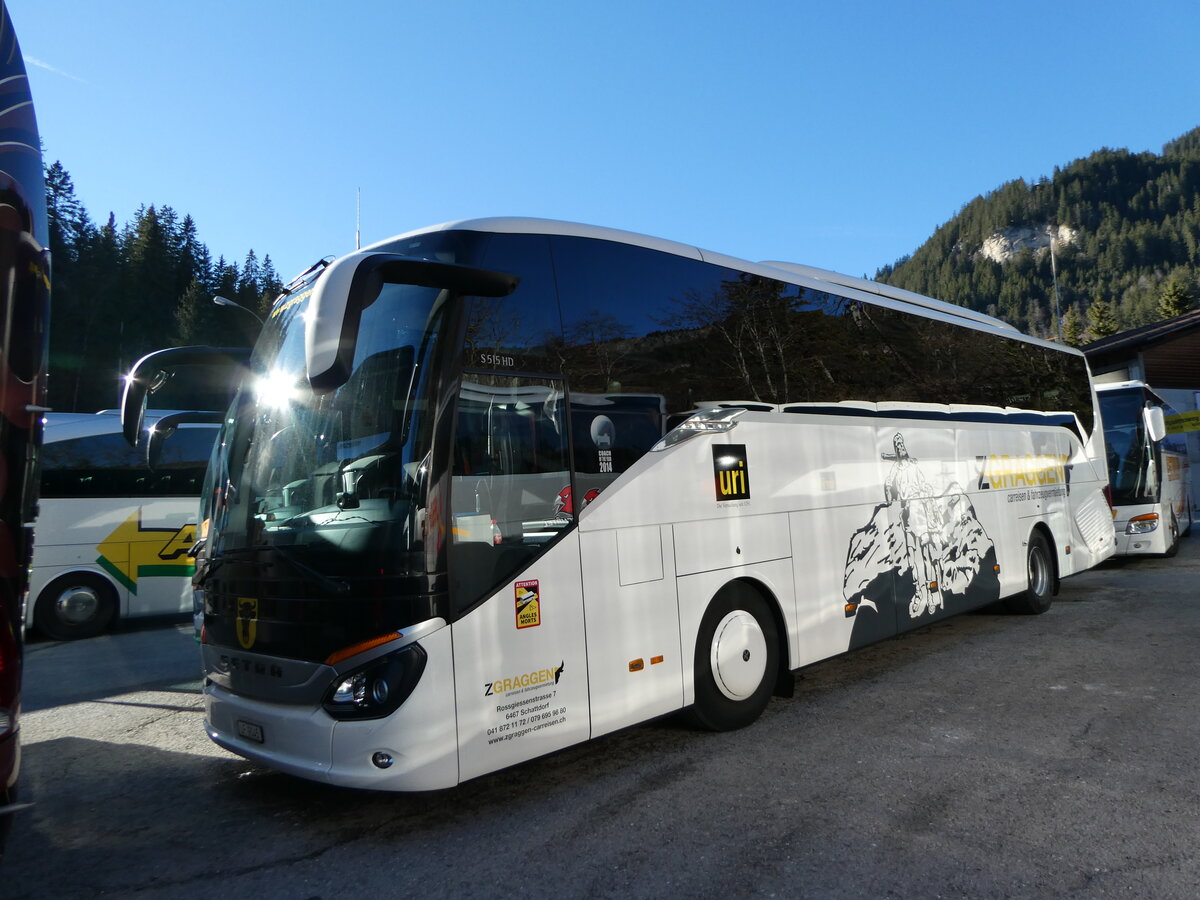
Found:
<box><xmin>305</xmin><ymin>252</ymin><xmax>519</xmax><ymax>393</ymax></box>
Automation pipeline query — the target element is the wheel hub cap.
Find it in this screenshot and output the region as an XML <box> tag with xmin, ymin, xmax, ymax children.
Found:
<box><xmin>56</xmin><ymin>586</ymin><xmax>100</xmax><ymax>625</ymax></box>
<box><xmin>710</xmin><ymin>610</ymin><xmax>768</xmax><ymax>701</ymax></box>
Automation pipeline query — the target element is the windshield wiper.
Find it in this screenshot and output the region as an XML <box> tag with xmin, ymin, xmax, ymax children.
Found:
<box><xmin>280</xmin><ymin>257</ymin><xmax>332</xmax><ymax>295</ymax></box>
<box><xmin>203</xmin><ymin>543</ymin><xmax>349</xmax><ymax>595</ymax></box>
<box><xmin>263</xmin><ymin>542</ymin><xmax>349</xmax><ymax>594</ymax></box>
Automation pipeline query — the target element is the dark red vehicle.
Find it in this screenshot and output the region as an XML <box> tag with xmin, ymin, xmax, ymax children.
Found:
<box><xmin>0</xmin><ymin>0</ymin><xmax>51</xmax><ymax>858</ymax></box>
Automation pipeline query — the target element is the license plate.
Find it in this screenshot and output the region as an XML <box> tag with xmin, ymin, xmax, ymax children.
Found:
<box><xmin>236</xmin><ymin>719</ymin><xmax>265</xmax><ymax>744</ymax></box>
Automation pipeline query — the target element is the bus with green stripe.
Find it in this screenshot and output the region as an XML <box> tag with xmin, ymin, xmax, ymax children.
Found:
<box><xmin>27</xmin><ymin>412</ymin><xmax>217</xmax><ymax>640</ymax></box>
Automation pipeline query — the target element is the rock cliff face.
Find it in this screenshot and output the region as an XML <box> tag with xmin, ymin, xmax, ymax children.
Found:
<box><xmin>977</xmin><ymin>224</ymin><xmax>1079</xmax><ymax>264</ymax></box>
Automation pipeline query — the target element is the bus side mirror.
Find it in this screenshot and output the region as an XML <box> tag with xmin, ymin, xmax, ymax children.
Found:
<box><xmin>1144</xmin><ymin>406</ymin><xmax>1167</xmax><ymax>443</ymax></box>
<box><xmin>305</xmin><ymin>253</ymin><xmax>519</xmax><ymax>394</ymax></box>
<box><xmin>145</xmin><ymin>410</ymin><xmax>224</xmax><ymax>470</ymax></box>
<box><xmin>120</xmin><ymin>346</ymin><xmax>250</xmax><ymax>446</ymax></box>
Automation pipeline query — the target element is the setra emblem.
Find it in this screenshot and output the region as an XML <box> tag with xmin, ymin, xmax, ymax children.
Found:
<box><xmin>236</xmin><ymin>597</ymin><xmax>259</xmax><ymax>649</ymax></box>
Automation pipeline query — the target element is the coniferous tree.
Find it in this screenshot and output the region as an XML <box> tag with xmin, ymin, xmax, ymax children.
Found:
<box><xmin>257</xmin><ymin>255</ymin><xmax>282</xmax><ymax>318</ymax></box>
<box><xmin>44</xmin><ymin>161</ymin><xmax>101</xmax><ymax>409</ymax></box>
<box><xmin>1087</xmin><ymin>297</ymin><xmax>1120</xmax><ymax>340</ymax></box>
<box><xmin>123</xmin><ymin>204</ymin><xmax>182</xmax><ymax>371</ymax></box>
<box><xmin>44</xmin><ymin>162</ymin><xmax>89</xmax><ymax>262</ymax></box>
<box><xmin>1156</xmin><ymin>276</ymin><xmax>1193</xmax><ymax>319</ymax></box>
<box><xmin>43</xmin><ymin>160</ymin><xmax>276</xmax><ymax>410</ymax></box>
<box><xmin>175</xmin><ymin>278</ymin><xmax>227</xmax><ymax>346</ymax></box>
<box><xmin>1061</xmin><ymin>305</ymin><xmax>1084</xmax><ymax>346</ymax></box>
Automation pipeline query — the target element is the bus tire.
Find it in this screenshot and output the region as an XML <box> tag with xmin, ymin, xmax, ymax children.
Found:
<box><xmin>34</xmin><ymin>572</ymin><xmax>118</xmax><ymax>641</ymax></box>
<box><xmin>687</xmin><ymin>583</ymin><xmax>779</xmax><ymax>731</ymax></box>
<box><xmin>1005</xmin><ymin>530</ymin><xmax>1054</xmax><ymax>615</ymax></box>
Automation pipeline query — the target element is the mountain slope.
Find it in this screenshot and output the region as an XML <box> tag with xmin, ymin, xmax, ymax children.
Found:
<box><xmin>874</xmin><ymin>127</ymin><xmax>1200</xmax><ymax>341</ymax></box>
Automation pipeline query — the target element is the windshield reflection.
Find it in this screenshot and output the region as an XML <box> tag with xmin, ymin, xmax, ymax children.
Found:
<box><xmin>216</xmin><ymin>282</ymin><xmax>446</xmax><ymax>579</ymax></box>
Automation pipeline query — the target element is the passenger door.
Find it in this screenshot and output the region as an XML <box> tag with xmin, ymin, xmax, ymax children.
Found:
<box><xmin>450</xmin><ymin>374</ymin><xmax>592</xmax><ymax>781</ymax></box>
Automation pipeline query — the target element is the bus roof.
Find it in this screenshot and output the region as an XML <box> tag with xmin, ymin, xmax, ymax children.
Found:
<box><xmin>753</xmin><ymin>260</ymin><xmax>1018</xmax><ymax>333</ymax></box>
<box><xmin>369</xmin><ymin>217</ymin><xmax>1061</xmax><ymax>349</ymax></box>
<box><xmin>1096</xmin><ymin>380</ymin><xmax>1149</xmax><ymax>393</ymax></box>
<box><xmin>42</xmin><ymin>411</ymin><xmax>214</xmax><ymax>443</ymax></box>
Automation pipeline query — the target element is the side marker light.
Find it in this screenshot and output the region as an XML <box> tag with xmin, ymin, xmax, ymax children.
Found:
<box><xmin>326</xmin><ymin>631</ymin><xmax>403</xmax><ymax>666</ymax></box>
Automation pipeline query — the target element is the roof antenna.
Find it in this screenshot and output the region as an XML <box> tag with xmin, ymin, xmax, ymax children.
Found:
<box><xmin>356</xmin><ymin>187</ymin><xmax>361</xmax><ymax>250</ymax></box>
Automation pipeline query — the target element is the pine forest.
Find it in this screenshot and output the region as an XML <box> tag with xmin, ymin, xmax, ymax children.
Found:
<box><xmin>875</xmin><ymin>126</ymin><xmax>1200</xmax><ymax>344</ymax></box>
<box><xmin>45</xmin><ymin>161</ymin><xmax>281</xmax><ymax>413</ymax></box>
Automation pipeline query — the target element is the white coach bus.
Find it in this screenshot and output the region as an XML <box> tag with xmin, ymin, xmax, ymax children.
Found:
<box><xmin>1097</xmin><ymin>381</ymin><xmax>1192</xmax><ymax>555</ymax></box>
<box><xmin>28</xmin><ymin>412</ymin><xmax>218</xmax><ymax>640</ymax></box>
<box><xmin>123</xmin><ymin>218</ymin><xmax>1115</xmax><ymax>790</ymax></box>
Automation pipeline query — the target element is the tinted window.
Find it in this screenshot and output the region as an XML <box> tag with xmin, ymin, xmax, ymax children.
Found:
<box><xmin>456</xmin><ymin>230</ymin><xmax>1095</xmax><ymax>440</ymax></box>
<box><xmin>551</xmin><ymin>235</ymin><xmax>740</xmax><ymax>410</ymax></box>
<box><xmin>41</xmin><ymin>427</ymin><xmax>217</xmax><ymax>499</ymax></box>
<box><xmin>550</xmin><ymin>237</ymin><xmax>1095</xmax><ymax>432</ymax></box>
<box><xmin>464</xmin><ymin>233</ymin><xmax>561</xmax><ymax>374</ymax></box>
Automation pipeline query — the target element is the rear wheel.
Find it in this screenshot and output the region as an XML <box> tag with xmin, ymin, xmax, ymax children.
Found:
<box><xmin>34</xmin><ymin>572</ymin><xmax>118</xmax><ymax>641</ymax></box>
<box><xmin>1005</xmin><ymin>531</ymin><xmax>1054</xmax><ymax>615</ymax></box>
<box><xmin>688</xmin><ymin>584</ymin><xmax>779</xmax><ymax>731</ymax></box>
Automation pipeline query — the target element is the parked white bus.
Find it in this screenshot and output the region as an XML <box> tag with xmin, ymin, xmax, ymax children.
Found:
<box><xmin>28</xmin><ymin>412</ymin><xmax>218</xmax><ymax>640</ymax></box>
<box><xmin>124</xmin><ymin>218</ymin><xmax>1115</xmax><ymax>790</ymax></box>
<box><xmin>1097</xmin><ymin>381</ymin><xmax>1192</xmax><ymax>556</ymax></box>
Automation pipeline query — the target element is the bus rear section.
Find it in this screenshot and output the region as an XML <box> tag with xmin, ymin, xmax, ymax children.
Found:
<box><xmin>1097</xmin><ymin>381</ymin><xmax>1192</xmax><ymax>556</ymax></box>
<box><xmin>28</xmin><ymin>414</ymin><xmax>217</xmax><ymax>640</ymax></box>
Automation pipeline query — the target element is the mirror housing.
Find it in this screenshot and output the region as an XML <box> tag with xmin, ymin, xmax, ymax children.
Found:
<box><xmin>305</xmin><ymin>252</ymin><xmax>519</xmax><ymax>393</ymax></box>
<box><xmin>120</xmin><ymin>346</ymin><xmax>250</xmax><ymax>446</ymax></box>
<box><xmin>1144</xmin><ymin>405</ymin><xmax>1167</xmax><ymax>443</ymax></box>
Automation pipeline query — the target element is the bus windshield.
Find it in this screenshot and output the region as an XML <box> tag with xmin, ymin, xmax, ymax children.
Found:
<box><xmin>1099</xmin><ymin>387</ymin><xmax>1154</xmax><ymax>505</ymax></box>
<box><xmin>215</xmin><ymin>281</ymin><xmax>448</xmax><ymax>580</ymax></box>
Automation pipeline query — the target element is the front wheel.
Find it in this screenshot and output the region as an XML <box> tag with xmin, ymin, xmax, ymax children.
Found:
<box><xmin>688</xmin><ymin>584</ymin><xmax>780</xmax><ymax>731</ymax></box>
<box><xmin>1163</xmin><ymin>511</ymin><xmax>1181</xmax><ymax>558</ymax></box>
<box><xmin>1005</xmin><ymin>531</ymin><xmax>1054</xmax><ymax>615</ymax></box>
<box><xmin>34</xmin><ymin>572</ymin><xmax>118</xmax><ymax>641</ymax></box>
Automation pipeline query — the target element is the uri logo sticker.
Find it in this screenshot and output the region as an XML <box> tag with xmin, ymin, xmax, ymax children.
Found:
<box><xmin>515</xmin><ymin>580</ymin><xmax>541</xmax><ymax>629</ymax></box>
<box><xmin>94</xmin><ymin>510</ymin><xmax>196</xmax><ymax>594</ymax></box>
<box><xmin>713</xmin><ymin>444</ymin><xmax>750</xmax><ymax>501</ymax></box>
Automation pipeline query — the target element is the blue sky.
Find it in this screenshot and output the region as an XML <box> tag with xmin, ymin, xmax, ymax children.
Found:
<box><xmin>14</xmin><ymin>1</ymin><xmax>1200</xmax><ymax>285</ymax></box>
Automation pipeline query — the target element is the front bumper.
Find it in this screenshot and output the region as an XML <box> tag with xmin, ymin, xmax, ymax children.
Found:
<box><xmin>204</xmin><ymin>622</ymin><xmax>459</xmax><ymax>791</ymax></box>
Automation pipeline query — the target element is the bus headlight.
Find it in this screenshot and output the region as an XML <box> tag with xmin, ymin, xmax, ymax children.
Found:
<box><xmin>1126</xmin><ymin>513</ymin><xmax>1159</xmax><ymax>534</ymax></box>
<box><xmin>323</xmin><ymin>643</ymin><xmax>427</xmax><ymax>721</ymax></box>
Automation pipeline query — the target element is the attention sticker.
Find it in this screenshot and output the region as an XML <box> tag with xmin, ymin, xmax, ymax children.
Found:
<box><xmin>515</xmin><ymin>580</ymin><xmax>541</xmax><ymax>629</ymax></box>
